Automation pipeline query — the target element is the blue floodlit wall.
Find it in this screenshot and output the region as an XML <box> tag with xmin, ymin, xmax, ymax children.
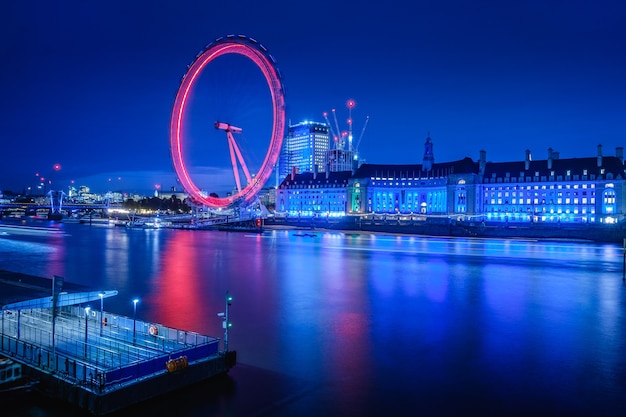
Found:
<box><xmin>276</xmin><ymin>153</ymin><xmax>626</xmax><ymax>224</ymax></box>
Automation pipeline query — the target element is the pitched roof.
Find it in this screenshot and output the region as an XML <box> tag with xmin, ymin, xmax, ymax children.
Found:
<box><xmin>279</xmin><ymin>170</ymin><xmax>353</xmax><ymax>187</ymax></box>
<box><xmin>354</xmin><ymin>157</ymin><xmax>479</xmax><ymax>178</ymax></box>
<box><xmin>484</xmin><ymin>156</ymin><xmax>626</xmax><ymax>180</ymax></box>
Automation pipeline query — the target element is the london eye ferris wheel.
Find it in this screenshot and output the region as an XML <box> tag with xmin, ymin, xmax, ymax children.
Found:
<box><xmin>169</xmin><ymin>35</ymin><xmax>286</xmax><ymax>209</ymax></box>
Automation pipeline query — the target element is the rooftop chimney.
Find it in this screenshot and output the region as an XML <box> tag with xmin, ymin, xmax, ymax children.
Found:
<box><xmin>479</xmin><ymin>150</ymin><xmax>486</xmax><ymax>176</ymax></box>
<box><xmin>290</xmin><ymin>166</ymin><xmax>296</xmax><ymax>181</ymax></box>
<box><xmin>617</xmin><ymin>147</ymin><xmax>624</xmax><ymax>164</ymax></box>
<box><xmin>525</xmin><ymin>149</ymin><xmax>531</xmax><ymax>170</ymax></box>
<box><xmin>597</xmin><ymin>144</ymin><xmax>603</xmax><ymax>167</ymax></box>
<box><xmin>547</xmin><ymin>148</ymin><xmax>553</xmax><ymax>170</ymax></box>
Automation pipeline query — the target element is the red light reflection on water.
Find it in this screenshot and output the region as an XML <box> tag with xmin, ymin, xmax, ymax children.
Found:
<box><xmin>148</xmin><ymin>232</ymin><xmax>207</xmax><ymax>332</ymax></box>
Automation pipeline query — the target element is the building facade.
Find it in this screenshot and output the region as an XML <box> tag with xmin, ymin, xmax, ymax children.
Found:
<box><xmin>480</xmin><ymin>145</ymin><xmax>625</xmax><ymax>224</ymax></box>
<box><xmin>275</xmin><ymin>143</ymin><xmax>626</xmax><ymax>227</ymax></box>
<box><xmin>278</xmin><ymin>121</ymin><xmax>330</xmax><ymax>180</ymax></box>
<box><xmin>275</xmin><ymin>169</ymin><xmax>351</xmax><ymax>218</ymax></box>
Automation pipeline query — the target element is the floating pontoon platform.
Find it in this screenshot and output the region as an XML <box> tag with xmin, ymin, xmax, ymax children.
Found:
<box><xmin>0</xmin><ymin>271</ymin><xmax>235</xmax><ymax>415</ymax></box>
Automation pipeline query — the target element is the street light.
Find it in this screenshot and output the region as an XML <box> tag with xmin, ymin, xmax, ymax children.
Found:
<box><xmin>98</xmin><ymin>293</ymin><xmax>104</xmax><ymax>336</ymax></box>
<box><xmin>84</xmin><ymin>306</ymin><xmax>90</xmax><ymax>357</ymax></box>
<box><xmin>217</xmin><ymin>292</ymin><xmax>233</xmax><ymax>353</ymax></box>
<box><xmin>132</xmin><ymin>298</ymin><xmax>139</xmax><ymax>344</ymax></box>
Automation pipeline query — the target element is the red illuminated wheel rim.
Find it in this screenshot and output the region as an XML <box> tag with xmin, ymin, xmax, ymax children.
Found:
<box><xmin>170</xmin><ymin>35</ymin><xmax>286</xmax><ymax>208</ymax></box>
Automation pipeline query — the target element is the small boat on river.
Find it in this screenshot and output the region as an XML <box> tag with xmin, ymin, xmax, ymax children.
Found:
<box><xmin>0</xmin><ymin>357</ymin><xmax>39</xmax><ymax>397</ymax></box>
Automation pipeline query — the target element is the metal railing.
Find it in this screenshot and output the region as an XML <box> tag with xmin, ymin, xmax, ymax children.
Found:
<box><xmin>1</xmin><ymin>307</ymin><xmax>220</xmax><ymax>392</ymax></box>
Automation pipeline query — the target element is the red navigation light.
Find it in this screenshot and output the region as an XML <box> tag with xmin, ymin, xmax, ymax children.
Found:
<box><xmin>347</xmin><ymin>99</ymin><xmax>355</xmax><ymax>108</ymax></box>
<box><xmin>53</xmin><ymin>163</ymin><xmax>61</xmax><ymax>171</ymax></box>
<box><xmin>323</xmin><ymin>112</ymin><xmax>328</xmax><ymax>117</ymax></box>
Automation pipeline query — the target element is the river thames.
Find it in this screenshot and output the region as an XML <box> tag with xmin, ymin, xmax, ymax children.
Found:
<box><xmin>2</xmin><ymin>220</ymin><xmax>626</xmax><ymax>416</ymax></box>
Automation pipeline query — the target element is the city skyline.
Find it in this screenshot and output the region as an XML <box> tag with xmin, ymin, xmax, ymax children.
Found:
<box><xmin>2</xmin><ymin>1</ymin><xmax>625</xmax><ymax>194</ymax></box>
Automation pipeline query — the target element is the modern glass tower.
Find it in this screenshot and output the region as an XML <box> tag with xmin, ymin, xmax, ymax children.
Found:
<box><xmin>278</xmin><ymin>121</ymin><xmax>330</xmax><ymax>181</ymax></box>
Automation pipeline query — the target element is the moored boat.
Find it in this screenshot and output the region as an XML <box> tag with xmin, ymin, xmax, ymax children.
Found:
<box><xmin>0</xmin><ymin>357</ymin><xmax>39</xmax><ymax>397</ymax></box>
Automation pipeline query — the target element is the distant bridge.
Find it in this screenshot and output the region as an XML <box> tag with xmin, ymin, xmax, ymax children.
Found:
<box><xmin>0</xmin><ymin>202</ymin><xmax>117</xmax><ymax>210</ymax></box>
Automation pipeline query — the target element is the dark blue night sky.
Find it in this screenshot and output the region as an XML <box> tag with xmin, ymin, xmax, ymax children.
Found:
<box><xmin>2</xmin><ymin>1</ymin><xmax>625</xmax><ymax>194</ymax></box>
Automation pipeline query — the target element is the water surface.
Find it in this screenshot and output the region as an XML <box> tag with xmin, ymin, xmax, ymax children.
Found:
<box><xmin>1</xmin><ymin>222</ymin><xmax>625</xmax><ymax>416</ymax></box>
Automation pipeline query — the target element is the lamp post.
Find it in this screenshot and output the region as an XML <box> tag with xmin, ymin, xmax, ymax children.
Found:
<box><xmin>84</xmin><ymin>306</ymin><xmax>90</xmax><ymax>357</ymax></box>
<box><xmin>98</xmin><ymin>293</ymin><xmax>104</xmax><ymax>336</ymax></box>
<box><xmin>217</xmin><ymin>292</ymin><xmax>233</xmax><ymax>353</ymax></box>
<box><xmin>132</xmin><ymin>298</ymin><xmax>139</xmax><ymax>345</ymax></box>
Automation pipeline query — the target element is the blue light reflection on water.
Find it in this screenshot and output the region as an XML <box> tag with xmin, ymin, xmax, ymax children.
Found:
<box><xmin>1</xmin><ymin>223</ymin><xmax>626</xmax><ymax>416</ymax></box>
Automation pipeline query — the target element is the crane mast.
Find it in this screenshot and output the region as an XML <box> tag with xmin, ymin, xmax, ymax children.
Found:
<box><xmin>322</xmin><ymin>99</ymin><xmax>369</xmax><ymax>172</ymax></box>
<box><xmin>331</xmin><ymin>109</ymin><xmax>343</xmax><ymax>149</ymax></box>
<box><xmin>354</xmin><ymin>115</ymin><xmax>370</xmax><ymax>154</ymax></box>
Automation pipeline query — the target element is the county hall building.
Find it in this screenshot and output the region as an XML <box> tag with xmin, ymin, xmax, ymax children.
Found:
<box><xmin>275</xmin><ymin>136</ymin><xmax>625</xmax><ymax>233</ymax></box>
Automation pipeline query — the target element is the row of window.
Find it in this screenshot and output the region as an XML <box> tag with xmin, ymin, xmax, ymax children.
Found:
<box><xmin>485</xmin><ymin>183</ymin><xmax>596</xmax><ymax>190</ymax></box>
<box><xmin>487</xmin><ymin>198</ymin><xmax>596</xmax><ymax>205</ymax></box>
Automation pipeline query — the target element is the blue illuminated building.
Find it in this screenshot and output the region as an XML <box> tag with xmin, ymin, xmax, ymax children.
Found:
<box><xmin>278</xmin><ymin>121</ymin><xmax>330</xmax><ymax>180</ymax></box>
<box><xmin>276</xmin><ymin>136</ymin><xmax>626</xmax><ymax>230</ymax></box>
<box><xmin>276</xmin><ymin>169</ymin><xmax>351</xmax><ymax>218</ymax></box>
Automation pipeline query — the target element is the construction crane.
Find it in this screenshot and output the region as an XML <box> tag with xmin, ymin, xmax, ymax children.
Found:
<box><xmin>354</xmin><ymin>115</ymin><xmax>370</xmax><ymax>155</ymax></box>
<box><xmin>323</xmin><ymin>99</ymin><xmax>369</xmax><ymax>153</ymax></box>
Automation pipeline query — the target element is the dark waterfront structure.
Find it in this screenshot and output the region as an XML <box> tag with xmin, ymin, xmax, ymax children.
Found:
<box><xmin>0</xmin><ymin>271</ymin><xmax>235</xmax><ymax>415</ymax></box>
<box><xmin>274</xmin><ymin>143</ymin><xmax>626</xmax><ymax>241</ymax></box>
